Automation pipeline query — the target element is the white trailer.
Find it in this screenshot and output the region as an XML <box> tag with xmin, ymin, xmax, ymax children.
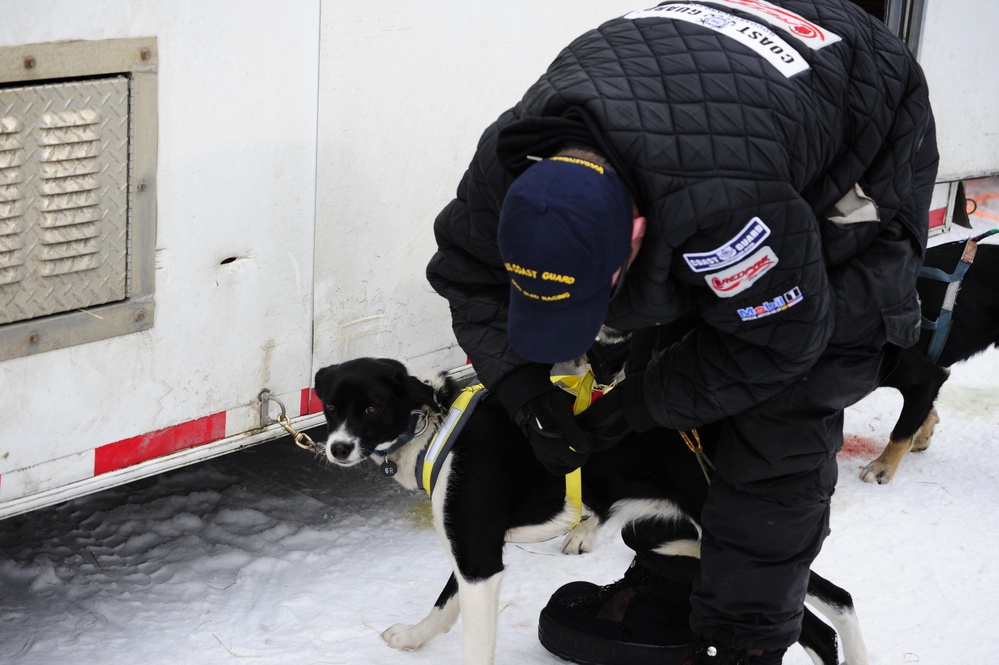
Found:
<box><xmin>1</xmin><ymin>0</ymin><xmax>995</xmax><ymax>520</ymax></box>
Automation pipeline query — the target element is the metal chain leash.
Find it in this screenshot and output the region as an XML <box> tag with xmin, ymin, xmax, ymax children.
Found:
<box><xmin>277</xmin><ymin>413</ymin><xmax>315</xmax><ymax>451</ymax></box>
<box><xmin>259</xmin><ymin>390</ymin><xmax>316</xmax><ymax>450</ymax></box>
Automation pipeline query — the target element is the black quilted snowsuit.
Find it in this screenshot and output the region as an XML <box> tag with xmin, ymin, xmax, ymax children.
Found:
<box><xmin>427</xmin><ymin>0</ymin><xmax>938</xmax><ymax>652</ymax></box>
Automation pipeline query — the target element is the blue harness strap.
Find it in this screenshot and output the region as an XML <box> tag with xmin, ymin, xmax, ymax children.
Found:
<box><xmin>920</xmin><ymin>229</ymin><xmax>998</xmax><ymax>363</ymax></box>
<box><xmin>375</xmin><ymin>410</ymin><xmax>428</xmax><ymax>477</ymax></box>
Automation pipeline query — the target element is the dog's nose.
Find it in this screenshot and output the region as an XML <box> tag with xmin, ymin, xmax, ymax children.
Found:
<box><xmin>329</xmin><ymin>441</ymin><xmax>353</xmax><ymax>461</ymax></box>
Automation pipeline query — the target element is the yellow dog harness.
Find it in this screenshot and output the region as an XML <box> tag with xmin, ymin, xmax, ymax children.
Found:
<box><xmin>415</xmin><ymin>383</ymin><xmax>488</xmax><ymax>495</ymax></box>
<box><xmin>415</xmin><ymin>370</ymin><xmax>600</xmax><ymax>532</ymax></box>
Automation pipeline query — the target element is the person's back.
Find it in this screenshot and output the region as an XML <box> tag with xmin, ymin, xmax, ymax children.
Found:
<box><xmin>486</xmin><ymin>0</ymin><xmax>934</xmax><ymax>428</ymax></box>
<box><xmin>426</xmin><ymin>1</ymin><xmax>938</xmax><ymax>662</ymax></box>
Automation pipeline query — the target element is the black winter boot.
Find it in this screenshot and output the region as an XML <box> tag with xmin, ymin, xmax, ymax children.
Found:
<box><xmin>538</xmin><ymin>557</ymin><xmax>697</xmax><ymax>665</ymax></box>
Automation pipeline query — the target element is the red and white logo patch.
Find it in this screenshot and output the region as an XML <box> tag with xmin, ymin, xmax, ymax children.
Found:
<box><xmin>704</xmin><ymin>246</ymin><xmax>778</xmax><ymax>297</ymax></box>
<box><xmin>696</xmin><ymin>0</ymin><xmax>842</xmax><ymax>48</ymax></box>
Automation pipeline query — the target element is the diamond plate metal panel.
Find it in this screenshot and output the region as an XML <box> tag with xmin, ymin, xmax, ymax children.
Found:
<box><xmin>0</xmin><ymin>78</ymin><xmax>128</xmax><ymax>325</ymax></box>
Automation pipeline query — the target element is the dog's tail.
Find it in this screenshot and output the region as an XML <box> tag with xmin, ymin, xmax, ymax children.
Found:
<box><xmin>426</xmin><ymin>371</ymin><xmax>462</xmax><ymax>414</ymax></box>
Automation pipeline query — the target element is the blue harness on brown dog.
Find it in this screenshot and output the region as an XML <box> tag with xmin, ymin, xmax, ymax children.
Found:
<box><xmin>919</xmin><ymin>228</ymin><xmax>999</xmax><ymax>363</ymax></box>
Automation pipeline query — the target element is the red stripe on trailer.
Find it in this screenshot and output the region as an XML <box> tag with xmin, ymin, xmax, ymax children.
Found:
<box><xmin>300</xmin><ymin>388</ymin><xmax>323</xmax><ymax>415</ymax></box>
<box><xmin>94</xmin><ymin>412</ymin><xmax>228</xmax><ymax>475</ymax></box>
<box><xmin>928</xmin><ymin>207</ymin><xmax>946</xmax><ymax>229</ymax></box>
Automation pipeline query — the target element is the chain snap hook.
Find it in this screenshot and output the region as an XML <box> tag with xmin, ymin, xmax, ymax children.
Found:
<box><xmin>259</xmin><ymin>390</ymin><xmax>316</xmax><ymax>451</ymax></box>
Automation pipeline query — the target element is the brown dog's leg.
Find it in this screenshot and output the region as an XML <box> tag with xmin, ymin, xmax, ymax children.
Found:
<box><xmin>861</xmin><ymin>408</ymin><xmax>940</xmax><ymax>484</ymax></box>
<box><xmin>860</xmin><ymin>438</ymin><xmax>912</xmax><ymax>484</ymax></box>
<box><xmin>911</xmin><ymin>408</ymin><xmax>940</xmax><ymax>452</ymax></box>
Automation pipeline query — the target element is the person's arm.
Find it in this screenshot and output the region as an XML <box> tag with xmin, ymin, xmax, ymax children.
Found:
<box><xmin>642</xmin><ymin>182</ymin><xmax>833</xmax><ymax>428</ymax></box>
<box><xmin>427</xmin><ymin>119</ymin><xmax>601</xmax><ymax>474</ymax></box>
<box><xmin>631</xmin><ymin>179</ymin><xmax>836</xmax><ymax>431</ymax></box>
<box><xmin>427</xmin><ymin>120</ymin><xmax>534</xmax><ymax>389</ymax></box>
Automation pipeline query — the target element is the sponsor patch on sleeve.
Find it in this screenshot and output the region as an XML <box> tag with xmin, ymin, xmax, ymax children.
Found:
<box><xmin>683</xmin><ymin>217</ymin><xmax>771</xmax><ymax>273</ymax></box>
<box><xmin>704</xmin><ymin>246</ymin><xmax>778</xmax><ymax>298</ymax></box>
<box><xmin>624</xmin><ymin>3</ymin><xmax>811</xmax><ymax>78</ymax></box>
<box><xmin>736</xmin><ymin>285</ymin><xmax>803</xmax><ymax>321</ymax></box>
<box><xmin>692</xmin><ymin>0</ymin><xmax>842</xmax><ymax>49</ymax></box>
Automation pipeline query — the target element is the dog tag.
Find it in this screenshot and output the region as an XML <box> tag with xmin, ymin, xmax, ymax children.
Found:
<box><xmin>380</xmin><ymin>460</ymin><xmax>398</xmax><ymax>477</ymax></box>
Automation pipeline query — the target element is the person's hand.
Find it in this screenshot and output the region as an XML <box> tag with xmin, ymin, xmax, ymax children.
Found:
<box><xmin>521</xmin><ymin>388</ymin><xmax>594</xmax><ymax>475</ymax></box>
<box><xmin>577</xmin><ymin>383</ymin><xmax>631</xmax><ymax>451</ymax></box>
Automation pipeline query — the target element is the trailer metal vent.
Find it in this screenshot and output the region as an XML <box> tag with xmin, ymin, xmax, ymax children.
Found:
<box><xmin>0</xmin><ymin>78</ymin><xmax>129</xmax><ymax>322</ymax></box>
<box><xmin>0</xmin><ymin>38</ymin><xmax>157</xmax><ymax>360</ymax></box>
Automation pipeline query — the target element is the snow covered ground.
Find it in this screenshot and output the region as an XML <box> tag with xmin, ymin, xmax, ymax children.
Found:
<box><xmin>1</xmin><ymin>182</ymin><xmax>997</xmax><ymax>664</ymax></box>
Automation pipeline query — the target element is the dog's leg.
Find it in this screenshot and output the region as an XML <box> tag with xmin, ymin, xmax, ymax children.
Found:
<box><xmin>799</xmin><ymin>606</ymin><xmax>839</xmax><ymax>665</ymax></box>
<box><xmin>911</xmin><ymin>407</ymin><xmax>940</xmax><ymax>452</ymax></box>
<box><xmin>561</xmin><ymin>513</ymin><xmax>601</xmax><ymax>555</ymax></box>
<box><xmin>866</xmin><ymin>351</ymin><xmax>949</xmax><ymax>484</ymax></box>
<box><xmin>457</xmin><ymin>571</ymin><xmax>504</xmax><ymax>665</ymax></box>
<box><xmin>429</xmin><ymin>457</ymin><xmax>507</xmax><ymax>665</ymax></box>
<box><xmin>806</xmin><ymin>571</ymin><xmax>868</xmax><ymax>665</ymax></box>
<box><xmin>860</xmin><ymin>437</ymin><xmax>912</xmax><ymax>485</ymax></box>
<box><xmin>382</xmin><ymin>574</ymin><xmax>460</xmax><ymax>650</ymax></box>
<box><xmin>858</xmin><ymin>398</ymin><xmax>941</xmax><ymax>483</ymax></box>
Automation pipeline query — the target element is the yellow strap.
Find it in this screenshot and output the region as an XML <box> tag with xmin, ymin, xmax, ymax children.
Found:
<box><xmin>421</xmin><ymin>373</ymin><xmax>595</xmax><ymax>533</ymax></box>
<box><xmin>421</xmin><ymin>384</ymin><xmax>486</xmax><ymax>495</ymax></box>
<box><xmin>552</xmin><ymin>370</ymin><xmax>596</xmax><ymax>531</ymax></box>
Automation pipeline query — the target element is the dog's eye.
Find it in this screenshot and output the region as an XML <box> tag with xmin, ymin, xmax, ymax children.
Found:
<box><xmin>365</xmin><ymin>405</ymin><xmax>379</xmax><ymax>415</ymax></box>
<box><xmin>324</xmin><ymin>403</ymin><xmax>336</xmax><ymax>415</ymax></box>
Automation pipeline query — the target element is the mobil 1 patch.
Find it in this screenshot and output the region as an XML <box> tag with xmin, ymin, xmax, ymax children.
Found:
<box><xmin>737</xmin><ymin>285</ymin><xmax>804</xmax><ymax>321</ymax></box>
<box><xmin>683</xmin><ymin>217</ymin><xmax>771</xmax><ymax>273</ymax></box>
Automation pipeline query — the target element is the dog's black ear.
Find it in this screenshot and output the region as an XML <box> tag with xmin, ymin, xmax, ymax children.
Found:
<box><xmin>315</xmin><ymin>364</ymin><xmax>338</xmax><ymax>396</ymax></box>
<box><xmin>401</xmin><ymin>374</ymin><xmax>436</xmax><ymax>409</ymax></box>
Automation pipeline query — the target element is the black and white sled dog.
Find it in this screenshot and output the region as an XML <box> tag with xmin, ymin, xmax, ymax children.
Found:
<box><xmin>863</xmin><ymin>239</ymin><xmax>999</xmax><ymax>483</ymax></box>
<box><xmin>311</xmin><ymin>357</ymin><xmax>868</xmax><ymax>665</ymax></box>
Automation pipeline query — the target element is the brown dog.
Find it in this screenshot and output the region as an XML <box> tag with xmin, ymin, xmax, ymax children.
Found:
<box><xmin>862</xmin><ymin>238</ymin><xmax>999</xmax><ymax>483</ymax></box>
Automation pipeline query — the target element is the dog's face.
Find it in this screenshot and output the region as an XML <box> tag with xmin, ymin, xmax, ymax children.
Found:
<box><xmin>314</xmin><ymin>358</ymin><xmax>436</xmax><ymax>466</ymax></box>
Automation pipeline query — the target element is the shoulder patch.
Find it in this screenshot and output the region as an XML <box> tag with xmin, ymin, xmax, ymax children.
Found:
<box><xmin>624</xmin><ymin>3</ymin><xmax>811</xmax><ymax>78</ymax></box>
<box><xmin>692</xmin><ymin>0</ymin><xmax>842</xmax><ymax>49</ymax></box>
<box><xmin>683</xmin><ymin>217</ymin><xmax>771</xmax><ymax>273</ymax></box>
<box><xmin>704</xmin><ymin>246</ymin><xmax>778</xmax><ymax>297</ymax></box>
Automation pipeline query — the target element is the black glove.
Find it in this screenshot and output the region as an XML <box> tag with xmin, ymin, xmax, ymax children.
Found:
<box><xmin>495</xmin><ymin>364</ymin><xmax>592</xmax><ymax>475</ymax></box>
<box><xmin>577</xmin><ymin>385</ymin><xmax>631</xmax><ymax>450</ymax></box>
<box><xmin>578</xmin><ymin>375</ymin><xmax>658</xmax><ymax>450</ymax></box>
<box><xmin>520</xmin><ymin>388</ymin><xmax>594</xmax><ymax>475</ymax></box>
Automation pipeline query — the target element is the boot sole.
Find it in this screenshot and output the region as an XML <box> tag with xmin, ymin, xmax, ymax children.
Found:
<box><xmin>538</xmin><ymin>605</ymin><xmax>695</xmax><ymax>665</ymax></box>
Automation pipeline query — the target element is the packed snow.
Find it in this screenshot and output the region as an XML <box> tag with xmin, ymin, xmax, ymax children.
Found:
<box><xmin>1</xmin><ymin>180</ymin><xmax>997</xmax><ymax>664</ymax></box>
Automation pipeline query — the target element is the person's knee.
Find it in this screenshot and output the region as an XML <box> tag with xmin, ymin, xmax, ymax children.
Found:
<box><xmin>716</xmin><ymin>451</ymin><xmax>838</xmax><ymax>510</ymax></box>
<box><xmin>700</xmin><ymin>474</ymin><xmax>832</xmax><ymax>563</ymax></box>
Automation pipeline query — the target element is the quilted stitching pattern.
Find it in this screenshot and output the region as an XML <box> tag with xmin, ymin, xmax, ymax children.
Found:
<box><xmin>427</xmin><ymin>0</ymin><xmax>933</xmax><ymax>427</ymax></box>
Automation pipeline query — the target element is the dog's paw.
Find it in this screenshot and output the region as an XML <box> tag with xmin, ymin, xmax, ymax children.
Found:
<box><xmin>861</xmin><ymin>439</ymin><xmax>912</xmax><ymax>485</ymax></box>
<box><xmin>860</xmin><ymin>460</ymin><xmax>896</xmax><ymax>484</ymax></box>
<box><xmin>381</xmin><ymin>623</ymin><xmax>426</xmax><ymax>651</ymax></box>
<box><xmin>561</xmin><ymin>516</ymin><xmax>600</xmax><ymax>555</ymax></box>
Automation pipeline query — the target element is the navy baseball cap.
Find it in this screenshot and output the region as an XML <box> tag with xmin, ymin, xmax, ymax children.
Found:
<box><xmin>497</xmin><ymin>156</ymin><xmax>633</xmax><ymax>364</ymax></box>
